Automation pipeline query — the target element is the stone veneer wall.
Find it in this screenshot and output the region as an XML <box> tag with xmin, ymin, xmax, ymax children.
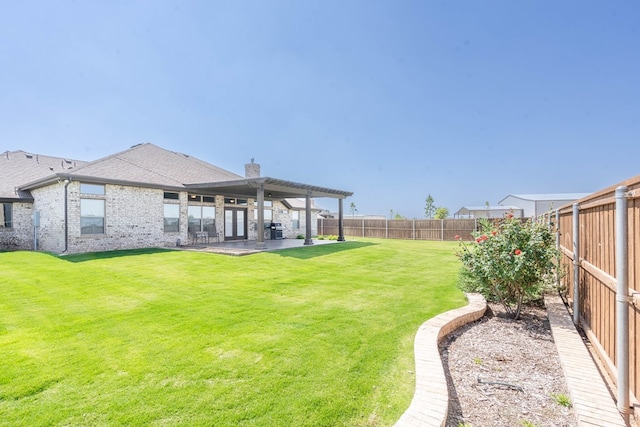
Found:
<box><xmin>249</xmin><ymin>200</ymin><xmax>318</xmax><ymax>240</ymax></box>
<box><xmin>0</xmin><ymin>202</ymin><xmax>34</xmax><ymax>250</ymax></box>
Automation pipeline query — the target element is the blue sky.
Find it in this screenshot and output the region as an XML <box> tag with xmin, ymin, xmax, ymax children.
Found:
<box><xmin>2</xmin><ymin>1</ymin><xmax>639</xmax><ymax>218</ymax></box>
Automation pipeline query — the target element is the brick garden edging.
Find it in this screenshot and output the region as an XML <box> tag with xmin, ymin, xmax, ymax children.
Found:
<box><xmin>394</xmin><ymin>293</ymin><xmax>487</xmax><ymax>427</ymax></box>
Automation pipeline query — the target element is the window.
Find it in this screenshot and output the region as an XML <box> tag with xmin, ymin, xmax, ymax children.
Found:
<box><xmin>164</xmin><ymin>203</ymin><xmax>180</xmax><ymax>232</ymax></box>
<box><xmin>292</xmin><ymin>210</ymin><xmax>300</xmax><ymax>229</ymax></box>
<box><xmin>188</xmin><ymin>194</ymin><xmax>202</xmax><ymax>202</ymax></box>
<box><xmin>224</xmin><ymin>197</ymin><xmax>248</xmax><ymax>205</ymax></box>
<box><xmin>254</xmin><ymin>207</ymin><xmax>273</xmax><ymax>221</ymax></box>
<box><xmin>164</xmin><ymin>192</ymin><xmax>179</xmax><ymax>200</ymax></box>
<box><xmin>80</xmin><ymin>183</ymin><xmax>105</xmax><ymax>195</ymax></box>
<box><xmin>0</xmin><ymin>203</ymin><xmax>12</xmax><ymax>228</ymax></box>
<box><xmin>189</xmin><ymin>205</ymin><xmax>216</xmax><ymax>232</ymax></box>
<box><xmin>81</xmin><ymin>199</ymin><xmax>105</xmax><ymax>234</ymax></box>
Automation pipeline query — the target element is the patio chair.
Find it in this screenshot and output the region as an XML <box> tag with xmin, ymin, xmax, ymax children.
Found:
<box><xmin>207</xmin><ymin>224</ymin><xmax>221</xmax><ymax>243</ymax></box>
<box><xmin>188</xmin><ymin>225</ymin><xmax>200</xmax><ymax>245</ymax></box>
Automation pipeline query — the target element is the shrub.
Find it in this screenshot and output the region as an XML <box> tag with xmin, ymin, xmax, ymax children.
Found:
<box><xmin>296</xmin><ymin>234</ymin><xmax>305</xmax><ymax>239</ymax></box>
<box><xmin>456</xmin><ymin>214</ymin><xmax>557</xmax><ymax>320</ymax></box>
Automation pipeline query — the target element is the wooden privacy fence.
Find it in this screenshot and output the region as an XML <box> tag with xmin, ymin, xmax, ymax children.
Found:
<box><xmin>557</xmin><ymin>174</ymin><xmax>640</xmax><ymax>412</ymax></box>
<box><xmin>317</xmin><ymin>218</ymin><xmax>477</xmax><ymax>241</ymax></box>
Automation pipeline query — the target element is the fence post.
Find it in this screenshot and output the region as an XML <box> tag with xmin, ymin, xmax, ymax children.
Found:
<box><xmin>572</xmin><ymin>203</ymin><xmax>580</xmax><ymax>325</ymax></box>
<box><xmin>555</xmin><ymin>209</ymin><xmax>560</xmax><ymax>288</ymax></box>
<box><xmin>441</xmin><ymin>219</ymin><xmax>444</xmax><ymax>241</ymax></box>
<box><xmin>386</xmin><ymin>219</ymin><xmax>388</xmax><ymax>239</ymax></box>
<box><xmin>362</xmin><ymin>218</ymin><xmax>365</xmax><ymax>237</ymax></box>
<box><xmin>615</xmin><ymin>186</ymin><xmax>630</xmax><ymax>421</ymax></box>
<box><xmin>412</xmin><ymin>219</ymin><xmax>415</xmax><ymax>240</ymax></box>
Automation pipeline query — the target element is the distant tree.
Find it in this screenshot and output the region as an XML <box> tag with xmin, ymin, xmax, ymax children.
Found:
<box><xmin>389</xmin><ymin>209</ymin><xmax>394</xmax><ymax>219</ymax></box>
<box><xmin>394</xmin><ymin>213</ymin><xmax>406</xmax><ymax>220</ymax></box>
<box><xmin>425</xmin><ymin>194</ymin><xmax>436</xmax><ymax>219</ymax></box>
<box><xmin>349</xmin><ymin>202</ymin><xmax>358</xmax><ymax>216</ymax></box>
<box><xmin>434</xmin><ymin>207</ymin><xmax>450</xmax><ymax>219</ymax></box>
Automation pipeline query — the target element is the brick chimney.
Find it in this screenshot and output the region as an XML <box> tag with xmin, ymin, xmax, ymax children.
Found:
<box><xmin>245</xmin><ymin>158</ymin><xmax>260</xmax><ymax>178</ymax></box>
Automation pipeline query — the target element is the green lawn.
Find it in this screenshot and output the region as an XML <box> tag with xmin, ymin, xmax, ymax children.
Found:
<box><xmin>0</xmin><ymin>239</ymin><xmax>465</xmax><ymax>427</ymax></box>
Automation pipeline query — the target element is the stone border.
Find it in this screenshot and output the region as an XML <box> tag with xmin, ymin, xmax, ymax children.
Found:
<box><xmin>394</xmin><ymin>293</ymin><xmax>487</xmax><ymax>427</ymax></box>
<box><xmin>545</xmin><ymin>295</ymin><xmax>626</xmax><ymax>426</ymax></box>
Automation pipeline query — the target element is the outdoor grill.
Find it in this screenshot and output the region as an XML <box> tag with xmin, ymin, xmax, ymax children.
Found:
<box><xmin>270</xmin><ymin>222</ymin><xmax>284</xmax><ymax>240</ymax></box>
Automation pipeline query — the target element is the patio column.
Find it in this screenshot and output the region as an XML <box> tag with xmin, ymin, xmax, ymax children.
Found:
<box><xmin>255</xmin><ymin>184</ymin><xmax>266</xmax><ymax>249</ymax></box>
<box><xmin>338</xmin><ymin>198</ymin><xmax>345</xmax><ymax>241</ymax></box>
<box><xmin>304</xmin><ymin>190</ymin><xmax>313</xmax><ymax>245</ymax></box>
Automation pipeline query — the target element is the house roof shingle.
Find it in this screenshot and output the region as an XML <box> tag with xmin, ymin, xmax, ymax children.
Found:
<box><xmin>11</xmin><ymin>143</ymin><xmax>351</xmax><ymax>200</ymax></box>
<box><xmin>18</xmin><ymin>143</ymin><xmax>243</xmax><ymax>192</ymax></box>
<box><xmin>64</xmin><ymin>143</ymin><xmax>243</xmax><ymax>188</ymax></box>
<box><xmin>1</xmin><ymin>150</ymin><xmax>87</xmax><ymax>200</ymax></box>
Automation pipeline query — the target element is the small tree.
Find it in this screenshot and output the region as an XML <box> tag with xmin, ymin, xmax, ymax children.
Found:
<box><xmin>434</xmin><ymin>207</ymin><xmax>449</xmax><ymax>219</ymax></box>
<box><xmin>424</xmin><ymin>194</ymin><xmax>436</xmax><ymax>219</ymax></box>
<box><xmin>456</xmin><ymin>214</ymin><xmax>557</xmax><ymax>320</ymax></box>
<box><xmin>349</xmin><ymin>202</ymin><xmax>358</xmax><ymax>216</ymax></box>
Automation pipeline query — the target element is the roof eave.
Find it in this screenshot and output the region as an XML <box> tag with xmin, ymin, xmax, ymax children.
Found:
<box><xmin>20</xmin><ymin>173</ymin><xmax>186</xmax><ymax>193</ymax></box>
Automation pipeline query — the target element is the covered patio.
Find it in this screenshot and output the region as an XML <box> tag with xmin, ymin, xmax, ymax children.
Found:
<box><xmin>186</xmin><ymin>176</ymin><xmax>353</xmax><ymax>249</ymax></box>
<box><xmin>182</xmin><ymin>236</ymin><xmax>342</xmax><ymax>256</ymax></box>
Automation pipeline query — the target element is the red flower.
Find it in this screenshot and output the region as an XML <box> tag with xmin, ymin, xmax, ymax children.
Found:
<box><xmin>455</xmin><ymin>235</ymin><xmax>460</xmax><ymax>240</ymax></box>
<box><xmin>515</xmin><ymin>249</ymin><xmax>522</xmax><ymax>255</ymax></box>
<box><xmin>491</xmin><ymin>231</ymin><xmax>497</xmax><ymax>236</ymax></box>
<box><xmin>506</xmin><ymin>213</ymin><xmax>514</xmax><ymax>219</ymax></box>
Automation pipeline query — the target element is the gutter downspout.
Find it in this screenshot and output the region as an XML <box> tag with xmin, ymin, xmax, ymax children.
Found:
<box><xmin>63</xmin><ymin>179</ymin><xmax>70</xmax><ymax>253</ymax></box>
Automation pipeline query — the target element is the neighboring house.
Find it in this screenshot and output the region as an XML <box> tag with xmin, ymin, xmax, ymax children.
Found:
<box><xmin>499</xmin><ymin>193</ymin><xmax>591</xmax><ymax>218</ymax></box>
<box><xmin>453</xmin><ymin>205</ymin><xmax>524</xmax><ymax>219</ymax></box>
<box><xmin>1</xmin><ymin>143</ymin><xmax>352</xmax><ymax>253</ymax></box>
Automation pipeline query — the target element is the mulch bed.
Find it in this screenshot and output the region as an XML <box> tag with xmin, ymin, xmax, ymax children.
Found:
<box><xmin>440</xmin><ymin>303</ymin><xmax>577</xmax><ymax>427</ymax></box>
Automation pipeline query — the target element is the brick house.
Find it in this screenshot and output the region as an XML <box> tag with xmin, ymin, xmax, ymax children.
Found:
<box><xmin>1</xmin><ymin>143</ymin><xmax>352</xmax><ymax>254</ymax></box>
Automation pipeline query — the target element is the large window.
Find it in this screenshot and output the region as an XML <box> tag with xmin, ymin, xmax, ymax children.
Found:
<box><xmin>80</xmin><ymin>199</ymin><xmax>105</xmax><ymax>234</ymax></box>
<box><xmin>253</xmin><ymin>201</ymin><xmax>273</xmax><ymax>220</ymax></box>
<box><xmin>188</xmin><ymin>206</ymin><xmax>215</xmax><ymax>232</ymax></box>
<box><xmin>292</xmin><ymin>210</ymin><xmax>300</xmax><ymax>229</ymax></box>
<box><xmin>164</xmin><ymin>204</ymin><xmax>180</xmax><ymax>233</ymax></box>
<box><xmin>80</xmin><ymin>183</ymin><xmax>106</xmax><ymax>234</ymax></box>
<box><xmin>0</xmin><ymin>203</ymin><xmax>12</xmax><ymax>228</ymax></box>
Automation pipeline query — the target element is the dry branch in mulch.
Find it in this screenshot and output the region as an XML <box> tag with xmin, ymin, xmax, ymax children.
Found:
<box><xmin>440</xmin><ymin>303</ymin><xmax>577</xmax><ymax>427</ymax></box>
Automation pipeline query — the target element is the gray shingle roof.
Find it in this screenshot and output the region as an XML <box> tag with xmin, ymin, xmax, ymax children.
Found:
<box><xmin>66</xmin><ymin>143</ymin><xmax>242</xmax><ymax>188</ymax></box>
<box><xmin>9</xmin><ymin>143</ymin><xmax>351</xmax><ymax>201</ymax></box>
<box><xmin>0</xmin><ymin>150</ymin><xmax>87</xmax><ymax>200</ymax></box>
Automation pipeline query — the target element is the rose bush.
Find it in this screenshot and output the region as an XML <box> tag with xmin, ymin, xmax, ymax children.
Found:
<box><xmin>456</xmin><ymin>214</ymin><xmax>558</xmax><ymax>319</ymax></box>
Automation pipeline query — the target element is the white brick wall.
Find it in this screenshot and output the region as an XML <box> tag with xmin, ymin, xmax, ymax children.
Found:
<box><xmin>7</xmin><ymin>181</ymin><xmax>322</xmax><ymax>253</ymax></box>
<box><xmin>0</xmin><ymin>202</ymin><xmax>34</xmax><ymax>250</ymax></box>
<box><xmin>32</xmin><ymin>182</ymin><xmax>66</xmax><ymax>253</ymax></box>
<box><xmin>64</xmin><ymin>183</ymin><xmax>190</xmax><ymax>254</ymax></box>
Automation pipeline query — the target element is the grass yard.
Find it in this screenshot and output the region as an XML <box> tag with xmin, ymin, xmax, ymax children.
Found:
<box><xmin>0</xmin><ymin>238</ymin><xmax>465</xmax><ymax>426</ymax></box>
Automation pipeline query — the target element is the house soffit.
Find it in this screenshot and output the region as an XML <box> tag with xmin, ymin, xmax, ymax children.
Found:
<box><xmin>186</xmin><ymin>177</ymin><xmax>353</xmax><ymax>200</ymax></box>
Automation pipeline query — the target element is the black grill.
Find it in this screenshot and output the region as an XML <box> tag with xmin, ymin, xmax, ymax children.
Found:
<box><xmin>270</xmin><ymin>222</ymin><xmax>283</xmax><ymax>240</ymax></box>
